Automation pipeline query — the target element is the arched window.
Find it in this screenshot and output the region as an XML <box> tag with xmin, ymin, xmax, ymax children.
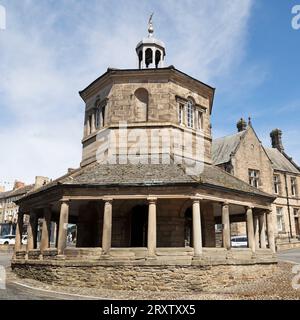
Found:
<box><xmin>187</xmin><ymin>100</ymin><xmax>194</xmax><ymax>128</ymax></box>
<box><xmin>155</xmin><ymin>50</ymin><xmax>161</xmax><ymax>68</ymax></box>
<box><xmin>145</xmin><ymin>48</ymin><xmax>153</xmax><ymax>68</ymax></box>
<box><xmin>138</xmin><ymin>50</ymin><xmax>143</xmax><ymax>69</ymax></box>
<box><xmin>134</xmin><ymin>88</ymin><xmax>149</xmax><ymax>122</ymax></box>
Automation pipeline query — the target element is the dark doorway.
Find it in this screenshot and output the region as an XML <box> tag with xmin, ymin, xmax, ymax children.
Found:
<box><xmin>130</xmin><ymin>205</ymin><xmax>148</xmax><ymax>247</ymax></box>
<box><xmin>184</xmin><ymin>208</ymin><xmax>193</xmax><ymax>247</ymax></box>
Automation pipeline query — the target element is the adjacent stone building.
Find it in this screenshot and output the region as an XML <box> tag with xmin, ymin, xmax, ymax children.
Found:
<box><xmin>12</xmin><ymin>19</ymin><xmax>278</xmax><ymax>289</ymax></box>
<box><xmin>0</xmin><ymin>177</ymin><xmax>49</xmax><ymax>236</ymax></box>
<box><xmin>212</xmin><ymin>120</ymin><xmax>300</xmax><ymax>247</ymax></box>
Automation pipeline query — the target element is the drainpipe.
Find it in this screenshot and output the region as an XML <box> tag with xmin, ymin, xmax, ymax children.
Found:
<box><xmin>284</xmin><ymin>173</ymin><xmax>293</xmax><ymax>240</ymax></box>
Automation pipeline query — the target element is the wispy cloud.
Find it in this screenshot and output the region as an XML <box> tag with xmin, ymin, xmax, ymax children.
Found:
<box><xmin>0</xmin><ymin>0</ymin><xmax>255</xmax><ymax>186</ymax></box>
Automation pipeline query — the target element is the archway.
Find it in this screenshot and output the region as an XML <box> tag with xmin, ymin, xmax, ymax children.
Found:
<box><xmin>130</xmin><ymin>205</ymin><xmax>148</xmax><ymax>247</ymax></box>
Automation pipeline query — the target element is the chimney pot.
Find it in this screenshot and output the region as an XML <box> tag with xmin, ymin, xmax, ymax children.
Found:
<box><xmin>237</xmin><ymin>118</ymin><xmax>247</xmax><ymax>132</ymax></box>
<box><xmin>270</xmin><ymin>129</ymin><xmax>284</xmax><ymax>153</ymax></box>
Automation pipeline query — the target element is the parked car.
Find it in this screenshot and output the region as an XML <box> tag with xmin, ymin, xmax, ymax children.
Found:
<box><xmin>231</xmin><ymin>236</ymin><xmax>248</xmax><ymax>248</ymax></box>
<box><xmin>0</xmin><ymin>235</ymin><xmax>16</xmax><ymax>245</ymax></box>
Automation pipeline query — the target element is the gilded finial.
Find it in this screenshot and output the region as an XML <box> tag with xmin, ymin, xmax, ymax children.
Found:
<box><xmin>148</xmin><ymin>13</ymin><xmax>154</xmax><ymax>37</ymax></box>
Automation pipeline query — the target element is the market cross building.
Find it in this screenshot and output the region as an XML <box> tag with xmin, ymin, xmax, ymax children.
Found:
<box><xmin>12</xmin><ymin>18</ymin><xmax>278</xmax><ymax>289</ymax></box>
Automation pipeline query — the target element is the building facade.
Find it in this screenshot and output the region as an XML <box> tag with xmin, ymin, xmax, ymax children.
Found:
<box><xmin>212</xmin><ymin>120</ymin><xmax>300</xmax><ymax>245</ymax></box>
<box><xmin>0</xmin><ymin>177</ymin><xmax>49</xmax><ymax>236</ymax></box>
<box><xmin>11</xmin><ymin>19</ymin><xmax>278</xmax><ymax>289</ymax></box>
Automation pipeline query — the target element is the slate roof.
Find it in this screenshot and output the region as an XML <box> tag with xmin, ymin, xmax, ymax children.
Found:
<box><xmin>212</xmin><ymin>130</ymin><xmax>300</xmax><ymax>175</ymax></box>
<box><xmin>0</xmin><ymin>185</ymin><xmax>34</xmax><ymax>200</ymax></box>
<box><xmin>264</xmin><ymin>148</ymin><xmax>300</xmax><ymax>174</ymax></box>
<box><xmin>212</xmin><ymin>131</ymin><xmax>246</xmax><ymax>165</ymax></box>
<box><xmin>23</xmin><ymin>161</ymin><xmax>273</xmax><ymax>200</ymax></box>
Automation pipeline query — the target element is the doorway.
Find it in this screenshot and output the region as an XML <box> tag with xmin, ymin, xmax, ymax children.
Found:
<box><xmin>130</xmin><ymin>205</ymin><xmax>148</xmax><ymax>247</ymax></box>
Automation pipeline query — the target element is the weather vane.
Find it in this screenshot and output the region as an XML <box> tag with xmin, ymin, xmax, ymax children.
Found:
<box><xmin>148</xmin><ymin>12</ymin><xmax>154</xmax><ymax>37</ymax></box>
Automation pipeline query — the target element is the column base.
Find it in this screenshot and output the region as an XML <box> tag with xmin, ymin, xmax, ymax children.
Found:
<box><xmin>56</xmin><ymin>254</ymin><xmax>66</xmax><ymax>260</ymax></box>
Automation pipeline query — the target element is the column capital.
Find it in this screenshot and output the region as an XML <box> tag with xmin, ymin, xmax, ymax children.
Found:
<box><xmin>221</xmin><ymin>201</ymin><xmax>230</xmax><ymax>207</ymax></box>
<box><xmin>59</xmin><ymin>199</ymin><xmax>70</xmax><ymax>205</ymax></box>
<box><xmin>190</xmin><ymin>196</ymin><xmax>202</xmax><ymax>202</ymax></box>
<box><xmin>103</xmin><ymin>197</ymin><xmax>113</xmax><ymax>203</ymax></box>
<box><xmin>246</xmin><ymin>205</ymin><xmax>254</xmax><ymax>211</ymax></box>
<box><xmin>147</xmin><ymin>197</ymin><xmax>157</xmax><ymax>204</ymax></box>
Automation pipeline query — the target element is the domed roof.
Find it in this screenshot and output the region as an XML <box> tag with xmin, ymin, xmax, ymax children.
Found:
<box><xmin>136</xmin><ymin>37</ymin><xmax>166</xmax><ymax>51</ymax></box>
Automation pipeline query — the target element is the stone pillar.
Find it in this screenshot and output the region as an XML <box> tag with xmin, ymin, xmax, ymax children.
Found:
<box><xmin>102</xmin><ymin>199</ymin><xmax>113</xmax><ymax>254</ymax></box>
<box><xmin>266</xmin><ymin>210</ymin><xmax>276</xmax><ymax>253</ymax></box>
<box><xmin>222</xmin><ymin>202</ymin><xmax>231</xmax><ymax>250</ymax></box>
<box><xmin>192</xmin><ymin>199</ymin><xmax>202</xmax><ymax>256</ymax></box>
<box><xmin>40</xmin><ymin>206</ymin><xmax>52</xmax><ymax>252</ymax></box>
<box><xmin>91</xmin><ymin>111</ymin><xmax>96</xmax><ymax>133</ymax></box>
<box><xmin>26</xmin><ymin>213</ymin><xmax>37</xmax><ymax>251</ymax></box>
<box><xmin>57</xmin><ymin>201</ymin><xmax>69</xmax><ymax>255</ymax></box>
<box><xmin>259</xmin><ymin>213</ymin><xmax>267</xmax><ymax>249</ymax></box>
<box><xmin>147</xmin><ymin>198</ymin><xmax>157</xmax><ymax>257</ymax></box>
<box><xmin>246</xmin><ymin>207</ymin><xmax>255</xmax><ymax>253</ymax></box>
<box><xmin>254</xmin><ymin>214</ymin><xmax>260</xmax><ymax>249</ymax></box>
<box><xmin>15</xmin><ymin>212</ymin><xmax>24</xmax><ymax>252</ymax></box>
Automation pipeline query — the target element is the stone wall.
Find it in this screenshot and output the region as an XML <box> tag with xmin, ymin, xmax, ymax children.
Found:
<box><xmin>12</xmin><ymin>263</ymin><xmax>277</xmax><ymax>292</ymax></box>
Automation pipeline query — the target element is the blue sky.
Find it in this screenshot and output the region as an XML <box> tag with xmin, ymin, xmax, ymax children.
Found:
<box><xmin>0</xmin><ymin>0</ymin><xmax>299</xmax><ymax>186</ymax></box>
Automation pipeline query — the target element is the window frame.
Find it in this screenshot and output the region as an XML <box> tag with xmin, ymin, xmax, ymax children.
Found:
<box><xmin>273</xmin><ymin>174</ymin><xmax>281</xmax><ymax>195</ymax></box>
<box><xmin>291</xmin><ymin>177</ymin><xmax>297</xmax><ymax>197</ymax></box>
<box><xmin>276</xmin><ymin>207</ymin><xmax>284</xmax><ymax>232</ymax></box>
<box><xmin>248</xmin><ymin>169</ymin><xmax>260</xmax><ymax>188</ymax></box>
<box><xmin>186</xmin><ymin>100</ymin><xmax>194</xmax><ymax>129</ymax></box>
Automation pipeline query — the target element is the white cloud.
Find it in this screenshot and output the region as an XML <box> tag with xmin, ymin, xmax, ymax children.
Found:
<box><xmin>0</xmin><ymin>0</ymin><xmax>255</xmax><ymax>186</ymax></box>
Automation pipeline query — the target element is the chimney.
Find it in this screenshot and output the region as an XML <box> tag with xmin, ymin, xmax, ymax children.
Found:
<box><xmin>270</xmin><ymin>129</ymin><xmax>284</xmax><ymax>153</ymax></box>
<box><xmin>237</xmin><ymin>118</ymin><xmax>247</xmax><ymax>132</ymax></box>
<box><xmin>34</xmin><ymin>176</ymin><xmax>50</xmax><ymax>189</ymax></box>
<box><xmin>13</xmin><ymin>181</ymin><xmax>25</xmax><ymax>190</ymax></box>
<box><xmin>0</xmin><ymin>186</ymin><xmax>5</xmax><ymax>193</ymax></box>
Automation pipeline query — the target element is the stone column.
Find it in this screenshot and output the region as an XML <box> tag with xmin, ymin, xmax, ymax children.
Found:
<box><xmin>266</xmin><ymin>210</ymin><xmax>276</xmax><ymax>253</ymax></box>
<box><xmin>254</xmin><ymin>214</ymin><xmax>260</xmax><ymax>249</ymax></box>
<box><xmin>246</xmin><ymin>207</ymin><xmax>255</xmax><ymax>253</ymax></box>
<box><xmin>102</xmin><ymin>199</ymin><xmax>113</xmax><ymax>255</ymax></box>
<box><xmin>91</xmin><ymin>111</ymin><xmax>96</xmax><ymax>133</ymax></box>
<box><xmin>147</xmin><ymin>198</ymin><xmax>157</xmax><ymax>257</ymax></box>
<box><xmin>26</xmin><ymin>212</ymin><xmax>37</xmax><ymax>251</ymax></box>
<box><xmin>40</xmin><ymin>206</ymin><xmax>52</xmax><ymax>252</ymax></box>
<box><xmin>57</xmin><ymin>201</ymin><xmax>69</xmax><ymax>255</ymax></box>
<box><xmin>222</xmin><ymin>202</ymin><xmax>231</xmax><ymax>250</ymax></box>
<box><xmin>15</xmin><ymin>212</ymin><xmax>24</xmax><ymax>252</ymax></box>
<box><xmin>192</xmin><ymin>199</ymin><xmax>202</xmax><ymax>256</ymax></box>
<box><xmin>259</xmin><ymin>213</ymin><xmax>267</xmax><ymax>249</ymax></box>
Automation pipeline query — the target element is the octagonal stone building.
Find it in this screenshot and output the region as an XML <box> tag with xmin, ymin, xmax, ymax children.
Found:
<box><xmin>12</xmin><ymin>19</ymin><xmax>277</xmax><ymax>290</ymax></box>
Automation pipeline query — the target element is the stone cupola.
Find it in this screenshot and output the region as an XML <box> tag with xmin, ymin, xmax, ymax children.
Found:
<box><xmin>270</xmin><ymin>128</ymin><xmax>284</xmax><ymax>153</ymax></box>
<box><xmin>136</xmin><ymin>14</ymin><xmax>166</xmax><ymax>69</ymax></box>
